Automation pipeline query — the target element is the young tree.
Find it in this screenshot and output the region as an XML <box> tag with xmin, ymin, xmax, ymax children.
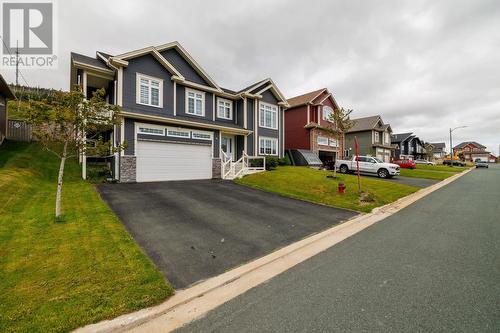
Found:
<box><xmin>324</xmin><ymin>107</ymin><xmax>354</xmax><ymax>178</ymax></box>
<box><xmin>27</xmin><ymin>88</ymin><xmax>123</xmax><ymax>218</ymax></box>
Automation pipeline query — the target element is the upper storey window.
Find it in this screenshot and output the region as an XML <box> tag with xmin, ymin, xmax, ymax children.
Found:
<box><xmin>322</xmin><ymin>106</ymin><xmax>334</xmax><ymax>121</ymax></box>
<box><xmin>259</xmin><ymin>102</ymin><xmax>278</xmax><ymax>129</ymax></box>
<box><xmin>136</xmin><ymin>73</ymin><xmax>163</xmax><ymax>108</ymax></box>
<box><xmin>217</xmin><ymin>98</ymin><xmax>233</xmax><ymax>120</ymax></box>
<box><xmin>186</xmin><ymin>88</ymin><xmax>205</xmax><ymax>116</ymax></box>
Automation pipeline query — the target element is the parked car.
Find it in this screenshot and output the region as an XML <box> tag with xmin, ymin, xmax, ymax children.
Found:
<box><xmin>414</xmin><ymin>159</ymin><xmax>436</xmax><ymax>165</ymax></box>
<box><xmin>336</xmin><ymin>156</ymin><xmax>400</xmax><ymax>178</ymax></box>
<box><xmin>394</xmin><ymin>159</ymin><xmax>416</xmax><ymax>169</ymax></box>
<box><xmin>474</xmin><ymin>158</ymin><xmax>489</xmax><ymax>168</ymax></box>
<box><xmin>443</xmin><ymin>159</ymin><xmax>466</xmax><ymax>167</ymax></box>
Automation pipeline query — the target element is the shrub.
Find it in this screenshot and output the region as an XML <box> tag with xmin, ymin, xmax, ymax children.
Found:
<box><xmin>278</xmin><ymin>155</ymin><xmax>291</xmax><ymax>166</ymax></box>
<box><xmin>265</xmin><ymin>157</ymin><xmax>279</xmax><ymax>170</ymax></box>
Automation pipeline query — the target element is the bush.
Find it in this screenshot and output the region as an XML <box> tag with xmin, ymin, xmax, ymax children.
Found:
<box><xmin>278</xmin><ymin>155</ymin><xmax>291</xmax><ymax>166</ymax></box>
<box><xmin>265</xmin><ymin>157</ymin><xmax>279</xmax><ymax>170</ymax></box>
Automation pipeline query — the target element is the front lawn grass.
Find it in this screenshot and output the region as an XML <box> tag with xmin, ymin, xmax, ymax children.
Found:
<box><xmin>0</xmin><ymin>141</ymin><xmax>173</xmax><ymax>333</ymax></box>
<box><xmin>399</xmin><ymin>168</ymin><xmax>456</xmax><ymax>180</ymax></box>
<box><xmin>235</xmin><ymin>166</ymin><xmax>419</xmax><ymax>213</ymax></box>
<box><xmin>415</xmin><ymin>164</ymin><xmax>468</xmax><ymax>172</ymax></box>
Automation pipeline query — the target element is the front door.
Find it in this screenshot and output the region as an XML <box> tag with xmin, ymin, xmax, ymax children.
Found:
<box><xmin>221</xmin><ymin>136</ymin><xmax>234</xmax><ymax>160</ymax></box>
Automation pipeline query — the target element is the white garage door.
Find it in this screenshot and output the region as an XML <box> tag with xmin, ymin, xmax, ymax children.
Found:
<box><xmin>136</xmin><ymin>141</ymin><xmax>212</xmax><ymax>182</ymax></box>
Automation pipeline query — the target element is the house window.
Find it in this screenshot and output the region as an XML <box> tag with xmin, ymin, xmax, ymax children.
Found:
<box><xmin>217</xmin><ymin>98</ymin><xmax>233</xmax><ymax>120</ymax></box>
<box><xmin>317</xmin><ymin>136</ymin><xmax>329</xmax><ymax>145</ymax></box>
<box><xmin>186</xmin><ymin>89</ymin><xmax>205</xmax><ymax>116</ymax></box>
<box><xmin>329</xmin><ymin>138</ymin><xmax>338</xmax><ymax>147</ymax></box>
<box><xmin>192</xmin><ymin>130</ymin><xmax>212</xmax><ymax>141</ymax></box>
<box><xmin>322</xmin><ymin>106</ymin><xmax>334</xmax><ymax>121</ymax></box>
<box><xmin>259</xmin><ymin>102</ymin><xmax>278</xmax><ymax>129</ymax></box>
<box><xmin>138</xmin><ymin>126</ymin><xmax>164</xmax><ymax>136</ymax></box>
<box><xmin>374</xmin><ymin>131</ymin><xmax>380</xmax><ymax>143</ymax></box>
<box><xmin>259</xmin><ymin>137</ymin><xmax>278</xmax><ymax>155</ymax></box>
<box><xmin>384</xmin><ymin>132</ymin><xmax>390</xmax><ymax>144</ymax></box>
<box><xmin>136</xmin><ymin>74</ymin><xmax>163</xmax><ymax>107</ymax></box>
<box><xmin>167</xmin><ymin>127</ymin><xmax>191</xmax><ymax>138</ymax></box>
<box><xmin>344</xmin><ymin>149</ymin><xmax>350</xmax><ymax>157</ymax></box>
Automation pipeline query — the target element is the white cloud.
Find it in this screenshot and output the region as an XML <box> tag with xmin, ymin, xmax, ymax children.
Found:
<box><xmin>2</xmin><ymin>0</ymin><xmax>499</xmax><ymax>154</ymax></box>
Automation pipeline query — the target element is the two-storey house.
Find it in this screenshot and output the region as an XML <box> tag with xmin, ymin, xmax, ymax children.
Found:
<box><xmin>344</xmin><ymin>115</ymin><xmax>393</xmax><ymax>162</ymax></box>
<box><xmin>429</xmin><ymin>142</ymin><xmax>446</xmax><ymax>160</ymax></box>
<box><xmin>284</xmin><ymin>88</ymin><xmax>344</xmax><ymax>168</ymax></box>
<box><xmin>453</xmin><ymin>141</ymin><xmax>491</xmax><ymax>162</ymax></box>
<box><xmin>70</xmin><ymin>42</ymin><xmax>288</xmax><ymax>182</ymax></box>
<box><xmin>391</xmin><ymin>132</ymin><xmax>426</xmax><ymax>160</ymax></box>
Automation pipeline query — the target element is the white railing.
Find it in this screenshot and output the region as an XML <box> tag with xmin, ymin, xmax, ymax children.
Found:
<box><xmin>220</xmin><ymin>150</ymin><xmax>266</xmax><ymax>180</ymax></box>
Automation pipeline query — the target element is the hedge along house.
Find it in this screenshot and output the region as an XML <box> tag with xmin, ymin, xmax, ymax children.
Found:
<box><xmin>70</xmin><ymin>41</ymin><xmax>288</xmax><ymax>182</ymax></box>
<box><xmin>284</xmin><ymin>88</ymin><xmax>344</xmax><ymax>168</ymax></box>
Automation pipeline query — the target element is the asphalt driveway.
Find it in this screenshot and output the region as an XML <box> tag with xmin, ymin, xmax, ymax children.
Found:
<box><xmin>97</xmin><ymin>180</ymin><xmax>357</xmax><ymax>289</ymax></box>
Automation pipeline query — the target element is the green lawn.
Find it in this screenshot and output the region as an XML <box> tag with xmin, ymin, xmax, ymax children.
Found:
<box><xmin>399</xmin><ymin>168</ymin><xmax>457</xmax><ymax>180</ymax></box>
<box><xmin>0</xmin><ymin>142</ymin><xmax>173</xmax><ymax>333</ymax></box>
<box><xmin>235</xmin><ymin>166</ymin><xmax>419</xmax><ymax>213</ymax></box>
<box><xmin>415</xmin><ymin>164</ymin><xmax>468</xmax><ymax>172</ymax></box>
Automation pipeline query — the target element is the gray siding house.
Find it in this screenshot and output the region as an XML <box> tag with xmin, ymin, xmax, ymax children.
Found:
<box><xmin>70</xmin><ymin>42</ymin><xmax>288</xmax><ymax>182</ymax></box>
<box><xmin>344</xmin><ymin>115</ymin><xmax>394</xmax><ymax>162</ymax></box>
<box><xmin>0</xmin><ymin>75</ymin><xmax>15</xmax><ymax>145</ymax></box>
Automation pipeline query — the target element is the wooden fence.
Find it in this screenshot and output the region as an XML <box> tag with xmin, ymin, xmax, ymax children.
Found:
<box><xmin>7</xmin><ymin>120</ymin><xmax>32</xmax><ymax>142</ymax></box>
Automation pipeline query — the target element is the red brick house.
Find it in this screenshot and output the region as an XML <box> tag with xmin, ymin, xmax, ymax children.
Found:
<box><xmin>285</xmin><ymin>88</ymin><xmax>344</xmax><ymax>167</ymax></box>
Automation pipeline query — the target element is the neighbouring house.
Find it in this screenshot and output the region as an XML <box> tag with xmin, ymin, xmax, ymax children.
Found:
<box><xmin>285</xmin><ymin>88</ymin><xmax>344</xmax><ymax>168</ymax></box>
<box><xmin>429</xmin><ymin>142</ymin><xmax>446</xmax><ymax>160</ymax></box>
<box><xmin>391</xmin><ymin>132</ymin><xmax>426</xmax><ymax>160</ymax></box>
<box><xmin>487</xmin><ymin>153</ymin><xmax>497</xmax><ymax>163</ymax></box>
<box><xmin>0</xmin><ymin>74</ymin><xmax>16</xmax><ymax>145</ymax></box>
<box><xmin>344</xmin><ymin>115</ymin><xmax>394</xmax><ymax>163</ymax></box>
<box><xmin>453</xmin><ymin>141</ymin><xmax>491</xmax><ymax>162</ymax></box>
<box><xmin>70</xmin><ymin>41</ymin><xmax>289</xmax><ymax>182</ymax></box>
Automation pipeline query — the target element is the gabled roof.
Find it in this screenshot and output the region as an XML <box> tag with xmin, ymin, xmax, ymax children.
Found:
<box><xmin>238</xmin><ymin>78</ymin><xmax>288</xmax><ymax>105</ymax></box>
<box><xmin>391</xmin><ymin>132</ymin><xmax>413</xmax><ymax>143</ymax></box>
<box><xmin>347</xmin><ymin>115</ymin><xmax>383</xmax><ymax>132</ymax></box>
<box><xmin>287</xmin><ymin>88</ymin><xmax>326</xmax><ymax>108</ymax></box>
<box><xmin>112</xmin><ymin>41</ymin><xmax>221</xmax><ymax>91</ymax></box>
<box><xmin>71</xmin><ymin>52</ymin><xmax>110</xmax><ymax>71</ymax></box>
<box><xmin>454</xmin><ymin>141</ymin><xmax>486</xmax><ymax>149</ymax></box>
<box><xmin>430</xmin><ymin>142</ymin><xmax>446</xmax><ymax>149</ymax></box>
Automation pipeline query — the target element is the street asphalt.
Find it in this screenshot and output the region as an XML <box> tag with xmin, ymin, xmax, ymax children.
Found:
<box><xmin>97</xmin><ymin>180</ymin><xmax>356</xmax><ymax>289</ymax></box>
<box><xmin>176</xmin><ymin>165</ymin><xmax>500</xmax><ymax>332</ymax></box>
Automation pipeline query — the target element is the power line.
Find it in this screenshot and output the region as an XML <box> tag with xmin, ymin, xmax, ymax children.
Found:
<box><xmin>0</xmin><ymin>35</ymin><xmax>30</xmax><ymax>87</ymax></box>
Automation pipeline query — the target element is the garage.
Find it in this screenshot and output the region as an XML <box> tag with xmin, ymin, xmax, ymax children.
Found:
<box><xmin>136</xmin><ymin>141</ymin><xmax>212</xmax><ymax>182</ymax></box>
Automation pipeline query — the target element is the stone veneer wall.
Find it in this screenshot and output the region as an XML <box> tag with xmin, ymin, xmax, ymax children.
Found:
<box><xmin>120</xmin><ymin>156</ymin><xmax>136</xmax><ymax>182</ymax></box>
<box><xmin>212</xmin><ymin>158</ymin><xmax>221</xmax><ymax>179</ymax></box>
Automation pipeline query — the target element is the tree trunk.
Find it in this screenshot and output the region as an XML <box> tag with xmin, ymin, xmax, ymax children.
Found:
<box><xmin>55</xmin><ymin>141</ymin><xmax>68</xmax><ymax>218</ymax></box>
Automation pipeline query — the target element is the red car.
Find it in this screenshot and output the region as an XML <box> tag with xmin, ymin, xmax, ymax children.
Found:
<box><xmin>393</xmin><ymin>159</ymin><xmax>416</xmax><ymax>169</ymax></box>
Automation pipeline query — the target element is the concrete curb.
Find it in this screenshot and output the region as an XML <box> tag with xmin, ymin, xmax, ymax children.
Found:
<box><xmin>74</xmin><ymin>168</ymin><xmax>472</xmax><ymax>333</ymax></box>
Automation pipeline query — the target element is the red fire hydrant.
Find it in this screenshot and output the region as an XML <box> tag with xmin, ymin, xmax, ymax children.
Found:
<box><xmin>338</xmin><ymin>181</ymin><xmax>346</xmax><ymax>194</ymax></box>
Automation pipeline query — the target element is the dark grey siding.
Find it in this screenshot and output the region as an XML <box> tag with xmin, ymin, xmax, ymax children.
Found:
<box><xmin>175</xmin><ymin>84</ymin><xmax>217</xmax><ymax>123</ymax></box>
<box><xmin>124</xmin><ymin>118</ymin><xmax>135</xmax><ymax>155</ymax></box>
<box><xmin>160</xmin><ymin>48</ymin><xmax>209</xmax><ymax>86</ymax></box>
<box><xmin>246</xmin><ymin>99</ymin><xmax>254</xmax><ymax>155</ymax></box>
<box><xmin>261</xmin><ymin>89</ymin><xmax>279</xmax><ymax>104</ymax></box>
<box><xmin>235</xmin><ymin>99</ymin><xmax>244</xmax><ymax>127</ymax></box>
<box><xmin>107</xmin><ymin>80</ymin><xmax>115</xmax><ymax>105</ymax></box>
<box><xmin>122</xmin><ymin>54</ymin><xmax>174</xmax><ymax>117</ymax></box>
<box><xmin>236</xmin><ymin>136</ymin><xmax>244</xmax><ymax>159</ymax></box>
<box><xmin>213</xmin><ymin>130</ymin><xmax>220</xmax><ymax>158</ymax></box>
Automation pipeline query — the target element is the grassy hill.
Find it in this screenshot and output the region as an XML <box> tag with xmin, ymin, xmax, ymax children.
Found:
<box><xmin>0</xmin><ymin>141</ymin><xmax>173</xmax><ymax>333</ymax></box>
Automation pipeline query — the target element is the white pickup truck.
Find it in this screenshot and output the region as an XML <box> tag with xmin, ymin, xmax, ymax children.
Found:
<box><xmin>335</xmin><ymin>156</ymin><xmax>400</xmax><ymax>178</ymax></box>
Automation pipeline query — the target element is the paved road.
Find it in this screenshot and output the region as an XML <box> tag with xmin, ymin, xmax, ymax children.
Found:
<box><xmin>97</xmin><ymin>180</ymin><xmax>356</xmax><ymax>288</ymax></box>
<box><xmin>177</xmin><ymin>165</ymin><xmax>500</xmax><ymax>332</ymax></box>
